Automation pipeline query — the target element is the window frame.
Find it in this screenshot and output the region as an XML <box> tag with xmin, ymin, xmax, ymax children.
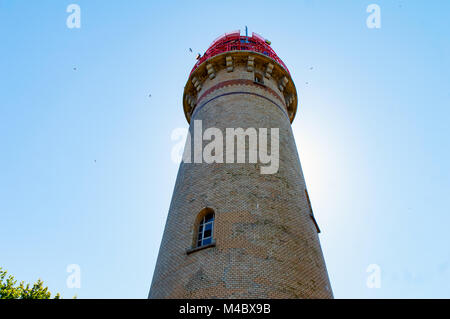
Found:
<box><xmin>186</xmin><ymin>207</ymin><xmax>217</xmax><ymax>255</ymax></box>
<box><xmin>196</xmin><ymin>213</ymin><xmax>214</xmax><ymax>247</ymax></box>
<box><xmin>254</xmin><ymin>72</ymin><xmax>264</xmax><ymax>85</ymax></box>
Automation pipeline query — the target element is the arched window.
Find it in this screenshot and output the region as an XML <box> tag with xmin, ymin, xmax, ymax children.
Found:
<box><xmin>197</xmin><ymin>212</ymin><xmax>214</xmax><ymax>247</ymax></box>
<box><xmin>254</xmin><ymin>72</ymin><xmax>264</xmax><ymax>84</ymax></box>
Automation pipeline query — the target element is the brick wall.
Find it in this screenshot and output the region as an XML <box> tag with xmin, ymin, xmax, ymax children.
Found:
<box><xmin>149</xmin><ymin>54</ymin><xmax>333</xmax><ymax>299</ymax></box>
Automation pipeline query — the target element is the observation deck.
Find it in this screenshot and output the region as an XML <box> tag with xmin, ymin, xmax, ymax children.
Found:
<box><xmin>190</xmin><ymin>30</ymin><xmax>290</xmax><ymax>77</ymax></box>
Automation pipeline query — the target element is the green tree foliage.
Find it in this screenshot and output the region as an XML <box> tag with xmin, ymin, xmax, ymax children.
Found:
<box><xmin>0</xmin><ymin>267</ymin><xmax>60</xmax><ymax>299</ymax></box>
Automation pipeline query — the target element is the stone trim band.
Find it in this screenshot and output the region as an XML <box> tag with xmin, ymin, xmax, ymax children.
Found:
<box><xmin>191</xmin><ymin>91</ymin><xmax>290</xmax><ymax>121</ymax></box>
<box><xmin>196</xmin><ymin>79</ymin><xmax>286</xmax><ymax>107</ymax></box>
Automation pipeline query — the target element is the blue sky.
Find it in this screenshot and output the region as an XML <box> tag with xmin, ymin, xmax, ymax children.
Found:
<box><xmin>0</xmin><ymin>0</ymin><xmax>449</xmax><ymax>298</ymax></box>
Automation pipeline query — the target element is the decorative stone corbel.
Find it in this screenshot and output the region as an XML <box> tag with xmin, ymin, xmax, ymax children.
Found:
<box><xmin>278</xmin><ymin>76</ymin><xmax>288</xmax><ymax>92</ymax></box>
<box><xmin>191</xmin><ymin>76</ymin><xmax>202</xmax><ymax>92</ymax></box>
<box><xmin>285</xmin><ymin>94</ymin><xmax>294</xmax><ymax>107</ymax></box>
<box><xmin>226</xmin><ymin>56</ymin><xmax>233</xmax><ymax>72</ymax></box>
<box><xmin>247</xmin><ymin>56</ymin><xmax>255</xmax><ymax>72</ymax></box>
<box><xmin>264</xmin><ymin>63</ymin><xmax>274</xmax><ymax>79</ymax></box>
<box><xmin>206</xmin><ymin>63</ymin><xmax>216</xmax><ymax>80</ymax></box>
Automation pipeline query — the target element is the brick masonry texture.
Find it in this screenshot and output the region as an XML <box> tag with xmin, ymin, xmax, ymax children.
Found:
<box><xmin>149</xmin><ymin>56</ymin><xmax>333</xmax><ymax>299</ymax></box>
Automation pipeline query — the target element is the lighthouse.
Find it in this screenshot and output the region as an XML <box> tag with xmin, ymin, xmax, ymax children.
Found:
<box><xmin>149</xmin><ymin>30</ymin><xmax>333</xmax><ymax>298</ymax></box>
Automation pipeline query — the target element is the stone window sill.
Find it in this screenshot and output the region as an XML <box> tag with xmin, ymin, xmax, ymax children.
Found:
<box><xmin>253</xmin><ymin>81</ymin><xmax>266</xmax><ymax>87</ymax></box>
<box><xmin>186</xmin><ymin>241</ymin><xmax>216</xmax><ymax>255</ymax></box>
<box><xmin>310</xmin><ymin>214</ymin><xmax>321</xmax><ymax>233</ymax></box>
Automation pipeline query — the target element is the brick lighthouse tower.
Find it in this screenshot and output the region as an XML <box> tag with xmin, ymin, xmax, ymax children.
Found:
<box><xmin>149</xmin><ymin>30</ymin><xmax>333</xmax><ymax>298</ymax></box>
